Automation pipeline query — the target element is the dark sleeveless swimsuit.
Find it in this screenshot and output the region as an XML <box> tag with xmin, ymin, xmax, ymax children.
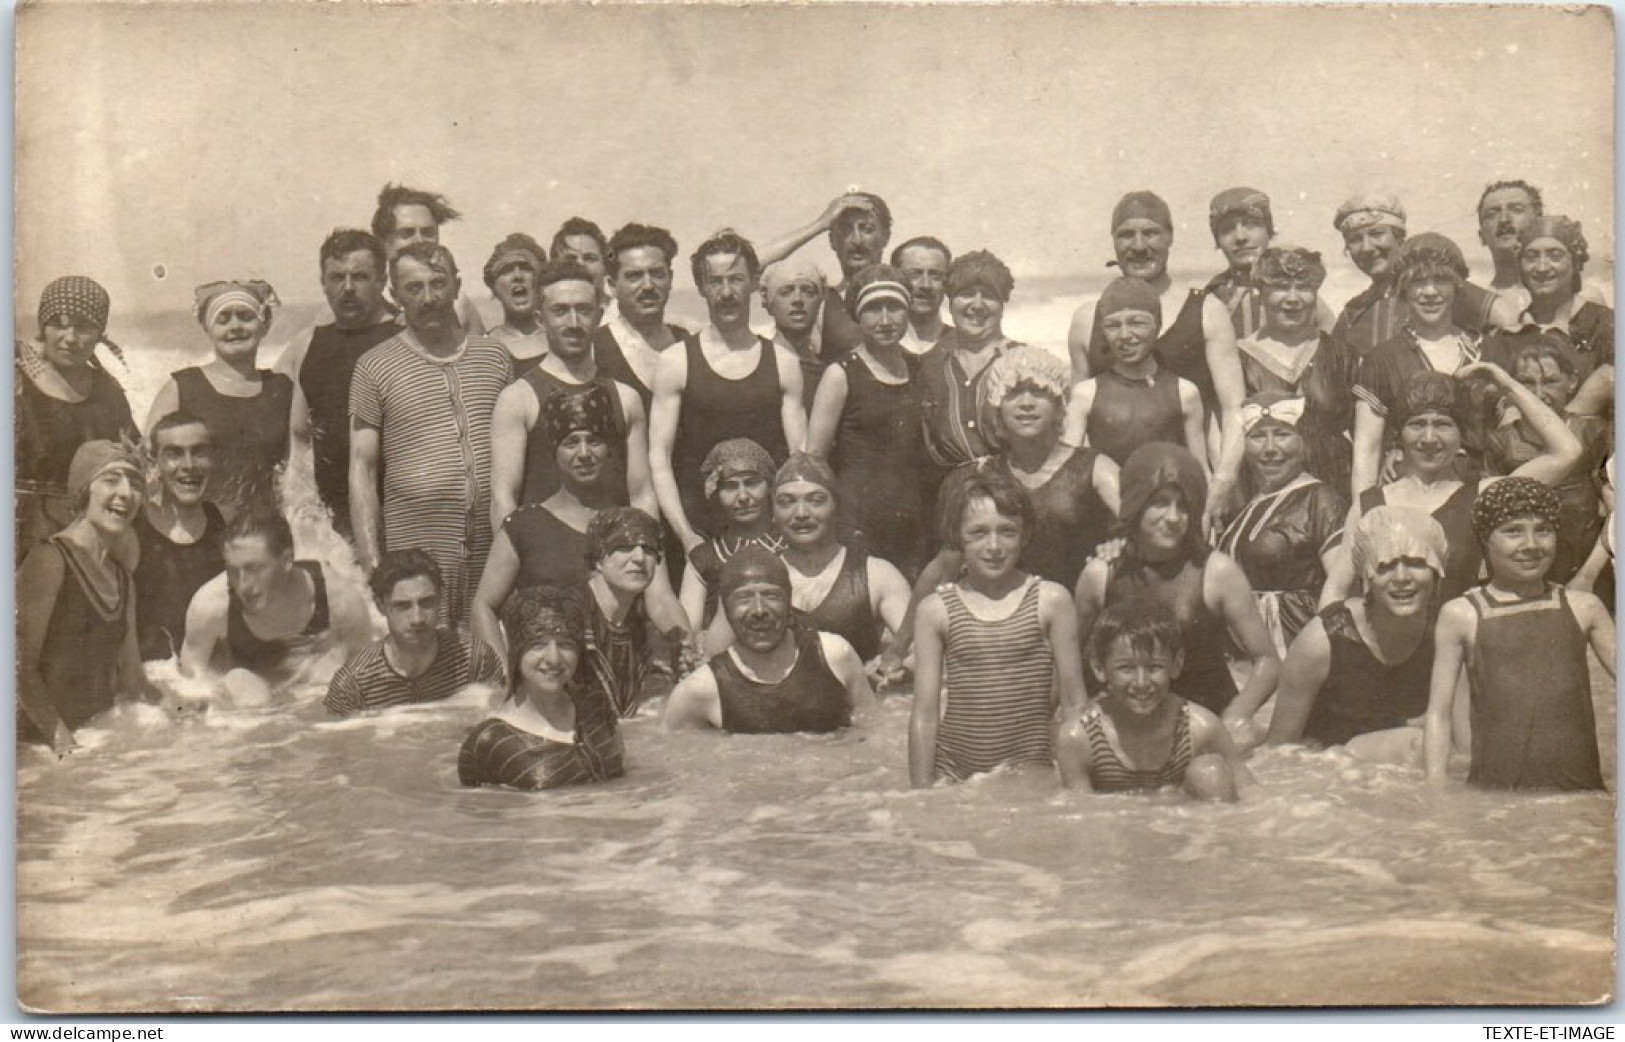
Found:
<box><xmin>670</xmin><ymin>334</ymin><xmax>788</xmax><ymax>537</ymax></box>
<box><xmin>133</xmin><ymin>502</ymin><xmax>226</xmax><ymax>661</ymax></box>
<box><xmin>1080</xmin><ymin>699</ymin><xmax>1194</xmax><ymax>793</ymax></box>
<box><xmin>504</xmin><ymin>504</ymin><xmax>592</xmax><ymax>590</ymax></box>
<box><xmin>299</xmin><ymin>319</ymin><xmax>399</xmax><ymax>532</ymax></box>
<box><xmin>1465</xmin><ymin>584</ymin><xmax>1602</xmax><ymax>791</ymax></box>
<box><xmin>1302</xmin><ymin>601</ymin><xmax>1434</xmax><ymax>747</ymax></box>
<box><xmin>224</xmin><ymin>560</ymin><xmax>330</xmax><ymax>676</ymax></box>
<box><xmin>173</xmin><ymin>367</ymin><xmax>293</xmax><ymax>520</ymax></box>
<box><xmin>830</xmin><ymin>351</ymin><xmax>931</xmax><ymax>577</ymax></box>
<box><xmin>1359</xmin><ymin>483</ymin><xmax>1481</xmax><ymax>601</ymax></box>
<box><xmin>518</xmin><ymin>367</ymin><xmax>630</xmax><ymax>508</ymax></box>
<box><xmin>794</xmin><ymin>547</ymin><xmax>879</xmax><ymax>662</ymax></box>
<box><xmin>1236</xmin><ymin>332</ymin><xmax>1357</xmax><ymax>495</ymax></box>
<box><xmin>21</xmin><ymin>535</ymin><xmax>132</xmax><ymax>741</ymax></box>
<box><xmin>713</xmin><ymin>628</ymin><xmax>850</xmax><ymax>734</ymax></box>
<box><xmin>1086</xmin><ymin>367</ymin><xmax>1186</xmax><ymax>467</ymax></box>
<box><xmin>1105</xmin><ymin>555</ymin><xmax>1236</xmax><ymax>714</ymax></box>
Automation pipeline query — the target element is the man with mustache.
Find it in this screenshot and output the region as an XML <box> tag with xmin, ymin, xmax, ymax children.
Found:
<box><xmin>489</xmin><ymin>259</ymin><xmax>655</xmax><ymax>529</ymax></box>
<box><xmin>370</xmin><ymin>183</ymin><xmax>486</xmax><ymax>335</ymax></box>
<box><xmin>649</xmin><ymin>230</ymin><xmax>806</xmax><ymax>558</ymax></box>
<box><xmin>348</xmin><ymin>242</ymin><xmax>515</xmax><ymax>629</ymax></box>
<box><xmin>482</xmin><ymin>233</ymin><xmax>550</xmax><ymax>373</ymax></box>
<box><xmin>663</xmin><ymin>546</ymin><xmax>872</xmax><ymax>734</ymax></box>
<box><xmin>324</xmin><ymin>549</ymin><xmax>505</xmax><ymax>718</ymax></box>
<box><xmin>133</xmin><ymin>411</ymin><xmax>226</xmax><ymax>662</ymax></box>
<box><xmin>891</xmin><ymin>235</ymin><xmax>954</xmax><ymax>354</ymax></box>
<box><xmin>593</xmin><ymin>223</ymin><xmax>691</xmax><ymax>416</ymax></box>
<box><xmin>278</xmin><ymin>229</ymin><xmax>400</xmax><ymax>539</ymax></box>
<box><xmin>179</xmin><ymin>509</ymin><xmax>373</xmax><ymax>688</ymax></box>
<box><xmin>1066</xmin><ymin>191</ymin><xmax>1247</xmax><ymax>525</ymax></box>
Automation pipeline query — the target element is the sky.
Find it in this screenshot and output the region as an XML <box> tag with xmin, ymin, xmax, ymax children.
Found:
<box><xmin>13</xmin><ymin>1</ymin><xmax>1615</xmax><ymax>316</ymax></box>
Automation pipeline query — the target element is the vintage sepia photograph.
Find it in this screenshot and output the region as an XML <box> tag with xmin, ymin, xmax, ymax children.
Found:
<box><xmin>11</xmin><ymin>0</ymin><xmax>1617</xmax><ymax>1012</ymax></box>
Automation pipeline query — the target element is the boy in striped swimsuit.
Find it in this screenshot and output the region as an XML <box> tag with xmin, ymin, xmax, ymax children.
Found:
<box><xmin>1056</xmin><ymin>599</ymin><xmax>1249</xmax><ymax>800</ymax></box>
<box><xmin>908</xmin><ymin>469</ymin><xmax>1087</xmax><ymax>786</ymax></box>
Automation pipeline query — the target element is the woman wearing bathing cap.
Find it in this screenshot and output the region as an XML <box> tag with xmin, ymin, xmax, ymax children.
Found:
<box><xmin>1482</xmin><ymin>216</ymin><xmax>1614</xmax><ymax>414</ymax></box>
<box><xmin>1073</xmin><ymin>442</ymin><xmax>1278</xmax><ymax>748</ymax></box>
<box><xmin>1331</xmin><ymin>192</ymin><xmax>1518</xmax><ymax>361</ymax></box>
<box><xmin>1324</xmin><ymin>365</ymin><xmax>1581</xmax><ymax>606</ymax></box>
<box><xmin>144</xmin><ymin>279</ymin><xmax>290</xmax><ymax>521</ymax></box>
<box><xmin>1424</xmin><ymin>477</ymin><xmax>1614</xmax><ymax>792</ymax></box>
<box><xmin>806</xmin><ymin>264</ymin><xmax>933</xmax><ymax>578</ymax></box>
<box><xmin>1216</xmin><ymin>390</ymin><xmax>1349</xmax><ymax>656</ymax></box>
<box><xmin>1266</xmin><ymin>505</ymin><xmax>1447</xmax><ymax>765</ymax></box>
<box><xmin>678</xmin><ymin>437</ymin><xmax>785</xmax><ymax>632</ymax></box>
<box><xmin>16</xmin><ymin>276</ymin><xmax>138</xmax><ymax>566</ymax></box>
<box><xmin>1231</xmin><ymin>246</ymin><xmax>1356</xmax><ymax>495</ymax></box>
<box><xmin>458</xmin><ymin>585</ymin><xmax>626</xmax><ymax>792</ymax></box>
<box><xmin>17</xmin><ymin>440</ymin><xmax>162</xmax><ymax>756</ymax></box>
<box><xmin>1067</xmin><ymin>275</ymin><xmax>1207</xmax><ymax>472</ymax></box>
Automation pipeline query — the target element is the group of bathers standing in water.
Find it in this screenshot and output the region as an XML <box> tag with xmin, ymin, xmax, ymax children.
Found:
<box><xmin>15</xmin><ymin>177</ymin><xmax>1616</xmax><ymax>798</ymax></box>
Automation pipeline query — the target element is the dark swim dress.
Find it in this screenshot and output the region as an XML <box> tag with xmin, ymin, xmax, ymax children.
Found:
<box><xmin>172</xmin><ymin>367</ymin><xmax>293</xmax><ymax>520</ymax></box>
<box><xmin>20</xmin><ymin>535</ymin><xmax>132</xmax><ymax>742</ymax></box>
<box><xmin>1302</xmin><ymin>601</ymin><xmax>1434</xmax><ymax>748</ymax></box>
<box><xmin>793</xmin><ymin>546</ymin><xmax>879</xmax><ymax>662</ymax></box>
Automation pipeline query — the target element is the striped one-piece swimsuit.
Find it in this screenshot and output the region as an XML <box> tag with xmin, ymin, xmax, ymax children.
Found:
<box><xmin>1080</xmin><ymin>700</ymin><xmax>1193</xmax><ymax>794</ymax></box>
<box><xmin>934</xmin><ymin>577</ymin><xmax>1057</xmax><ymax>781</ymax></box>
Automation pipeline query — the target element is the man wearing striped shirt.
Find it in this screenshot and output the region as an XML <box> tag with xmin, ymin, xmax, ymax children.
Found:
<box><xmin>349</xmin><ymin>242</ymin><xmax>515</xmax><ymax>630</ymax></box>
<box><xmin>326</xmin><ymin>550</ymin><xmax>505</xmax><ymax>718</ymax></box>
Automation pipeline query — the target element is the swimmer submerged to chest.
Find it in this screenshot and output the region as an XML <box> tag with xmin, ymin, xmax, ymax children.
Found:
<box><xmin>1057</xmin><ymin>599</ymin><xmax>1253</xmax><ymax>801</ymax></box>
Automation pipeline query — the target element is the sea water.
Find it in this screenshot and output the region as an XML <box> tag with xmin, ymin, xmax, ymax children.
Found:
<box><xmin>13</xmin><ymin>278</ymin><xmax>1617</xmax><ymax>1011</ymax></box>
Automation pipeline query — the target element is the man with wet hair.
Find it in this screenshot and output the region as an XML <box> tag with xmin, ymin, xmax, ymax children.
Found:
<box><xmin>278</xmin><ymin>228</ymin><xmax>400</xmax><ymax>537</ymax></box>
<box><xmin>324</xmin><ymin>549</ymin><xmax>505</xmax><ymax>718</ymax></box>
<box><xmin>595</xmin><ymin>222</ymin><xmax>690</xmax><ymax>413</ymax></box>
<box><xmin>134</xmin><ymin>412</ymin><xmax>225</xmax><ymax>661</ymax></box>
<box><xmin>663</xmin><ymin>546</ymin><xmax>871</xmax><ymax>733</ymax></box>
<box><xmin>649</xmin><ymin>230</ymin><xmax>805</xmax><ymax>554</ymax></box>
<box><xmin>180</xmin><ymin>509</ymin><xmax>373</xmax><ymax>685</ymax></box>
<box><xmin>1066</xmin><ymin>191</ymin><xmax>1246</xmax><ymax>527</ymax></box>
<box><xmin>349</xmin><ymin>242</ymin><xmax>514</xmax><ymax>628</ymax></box>
<box><xmin>758</xmin><ymin>256</ymin><xmax>828</xmax><ymax>409</ymax></box>
<box><xmin>890</xmin><ymin>235</ymin><xmax>953</xmax><ymax>353</ymax></box>
<box><xmin>482</xmin><ymin>233</ymin><xmax>550</xmax><ymax>370</ymax></box>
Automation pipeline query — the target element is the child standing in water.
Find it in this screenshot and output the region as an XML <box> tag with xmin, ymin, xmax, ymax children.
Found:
<box><xmin>909</xmin><ymin>469</ymin><xmax>1086</xmax><ymax>786</ymax></box>
<box><xmin>1424</xmin><ymin>478</ymin><xmax>1615</xmax><ymax>791</ymax></box>
<box><xmin>1056</xmin><ymin>599</ymin><xmax>1251</xmax><ymax>800</ymax></box>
